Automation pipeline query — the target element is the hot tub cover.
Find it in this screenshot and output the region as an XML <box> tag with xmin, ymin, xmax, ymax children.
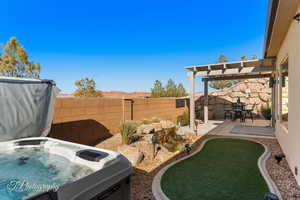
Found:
<box><xmin>0</xmin><ymin>76</ymin><xmax>60</xmax><ymax>141</ymax></box>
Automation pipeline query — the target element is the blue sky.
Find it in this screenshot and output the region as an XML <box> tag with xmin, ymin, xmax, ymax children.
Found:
<box><xmin>0</xmin><ymin>0</ymin><xmax>268</xmax><ymax>93</ymax></box>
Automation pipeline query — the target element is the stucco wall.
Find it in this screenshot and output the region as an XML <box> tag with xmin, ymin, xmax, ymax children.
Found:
<box><xmin>49</xmin><ymin>97</ymin><xmax>187</xmax><ymax>145</ymax></box>
<box><xmin>275</xmin><ymin>4</ymin><xmax>300</xmax><ymax>185</ymax></box>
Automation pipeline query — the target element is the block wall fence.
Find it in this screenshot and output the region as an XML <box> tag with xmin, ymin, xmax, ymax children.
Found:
<box><xmin>49</xmin><ymin>97</ymin><xmax>187</xmax><ymax>145</ymax></box>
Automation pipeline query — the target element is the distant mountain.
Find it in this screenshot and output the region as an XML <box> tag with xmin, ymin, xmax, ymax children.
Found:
<box><xmin>58</xmin><ymin>91</ymin><xmax>151</xmax><ymax>98</ymax></box>
<box><xmin>101</xmin><ymin>91</ymin><xmax>151</xmax><ymax>98</ymax></box>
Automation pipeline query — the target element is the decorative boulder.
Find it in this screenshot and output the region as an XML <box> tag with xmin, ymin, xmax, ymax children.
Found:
<box><xmin>152</xmin><ymin>123</ymin><xmax>163</xmax><ymax>131</ymax></box>
<box><xmin>177</xmin><ymin>126</ymin><xmax>194</xmax><ymax>136</ymax></box>
<box><xmin>259</xmin><ymin>92</ymin><xmax>270</xmax><ymax>102</ymax></box>
<box><xmin>160</xmin><ymin>120</ymin><xmax>175</xmax><ymax>129</ymax></box>
<box><xmin>136</xmin><ymin>124</ymin><xmax>154</xmax><ymax>135</ymax></box>
<box><xmin>118</xmin><ymin>145</ymin><xmax>144</xmax><ymax>166</ymax></box>
<box><xmin>142</xmin><ymin>134</ymin><xmax>154</xmax><ymax>144</ymax></box>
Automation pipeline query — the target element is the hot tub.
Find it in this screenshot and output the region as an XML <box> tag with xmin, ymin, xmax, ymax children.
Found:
<box><xmin>0</xmin><ymin>137</ymin><xmax>133</xmax><ymax>200</ymax></box>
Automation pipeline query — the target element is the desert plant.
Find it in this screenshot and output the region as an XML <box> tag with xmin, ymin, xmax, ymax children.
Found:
<box><xmin>141</xmin><ymin>117</ymin><xmax>161</xmax><ymax>125</ymax></box>
<box><xmin>261</xmin><ymin>103</ymin><xmax>272</xmax><ymax>120</ymax></box>
<box><xmin>141</xmin><ymin>119</ymin><xmax>152</xmax><ymax>125</ymax></box>
<box><xmin>0</xmin><ymin>37</ymin><xmax>41</xmax><ymax>78</ymax></box>
<box><xmin>74</xmin><ymin>77</ymin><xmax>103</xmax><ymax>97</ymax></box>
<box><xmin>178</xmin><ymin>110</ymin><xmax>189</xmax><ymax>126</ymax></box>
<box><xmin>154</xmin><ymin>127</ymin><xmax>187</xmax><ymax>152</ymax></box>
<box><xmin>119</xmin><ymin>121</ymin><xmax>138</xmax><ymax>145</ymax></box>
<box><xmin>151</xmin><ymin>117</ymin><xmax>160</xmax><ymax>123</ymax></box>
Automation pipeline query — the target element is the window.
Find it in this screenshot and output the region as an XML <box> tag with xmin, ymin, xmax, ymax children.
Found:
<box><xmin>279</xmin><ymin>58</ymin><xmax>288</xmax><ymax>129</ymax></box>
<box><xmin>176</xmin><ymin>99</ymin><xmax>186</xmax><ymax>108</ymax></box>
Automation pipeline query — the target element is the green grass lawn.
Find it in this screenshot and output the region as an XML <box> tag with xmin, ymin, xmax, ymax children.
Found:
<box><xmin>161</xmin><ymin>138</ymin><xmax>269</xmax><ymax>200</ymax></box>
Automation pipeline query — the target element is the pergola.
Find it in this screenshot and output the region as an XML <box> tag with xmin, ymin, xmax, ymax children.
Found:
<box><xmin>185</xmin><ymin>58</ymin><xmax>276</xmax><ymax>131</ymax></box>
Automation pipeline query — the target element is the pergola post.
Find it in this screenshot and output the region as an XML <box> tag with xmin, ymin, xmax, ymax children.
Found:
<box><xmin>188</xmin><ymin>72</ymin><xmax>196</xmax><ymax>132</ymax></box>
<box><xmin>271</xmin><ymin>77</ymin><xmax>276</xmax><ymax>128</ymax></box>
<box><xmin>185</xmin><ymin>58</ymin><xmax>276</xmax><ymax>127</ymax></box>
<box><xmin>204</xmin><ymin>80</ymin><xmax>208</xmax><ymax>124</ymax></box>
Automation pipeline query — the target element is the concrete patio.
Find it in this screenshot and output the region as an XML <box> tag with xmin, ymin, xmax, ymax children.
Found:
<box><xmin>205</xmin><ymin>119</ymin><xmax>275</xmax><ymax>138</ymax></box>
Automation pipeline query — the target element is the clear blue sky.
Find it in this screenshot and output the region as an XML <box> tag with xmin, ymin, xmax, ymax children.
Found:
<box><xmin>0</xmin><ymin>0</ymin><xmax>268</xmax><ymax>93</ymax></box>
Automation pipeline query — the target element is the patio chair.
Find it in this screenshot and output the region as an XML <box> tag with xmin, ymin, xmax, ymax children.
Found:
<box><xmin>242</xmin><ymin>104</ymin><xmax>256</xmax><ymax>123</ymax></box>
<box><xmin>224</xmin><ymin>105</ymin><xmax>233</xmax><ymax>120</ymax></box>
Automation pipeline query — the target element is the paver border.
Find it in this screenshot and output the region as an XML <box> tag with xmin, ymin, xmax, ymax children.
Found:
<box><xmin>152</xmin><ymin>136</ymin><xmax>282</xmax><ymax>200</ymax></box>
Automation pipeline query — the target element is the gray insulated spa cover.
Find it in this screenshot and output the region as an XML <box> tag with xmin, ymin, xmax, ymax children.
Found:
<box><xmin>0</xmin><ymin>77</ymin><xmax>60</xmax><ymax>141</ymax></box>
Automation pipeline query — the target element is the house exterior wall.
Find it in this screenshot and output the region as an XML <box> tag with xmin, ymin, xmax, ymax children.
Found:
<box><xmin>274</xmin><ymin>4</ymin><xmax>300</xmax><ymax>185</ymax></box>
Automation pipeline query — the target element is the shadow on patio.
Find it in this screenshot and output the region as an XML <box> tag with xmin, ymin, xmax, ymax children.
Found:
<box><xmin>208</xmin><ymin>119</ymin><xmax>275</xmax><ymax>138</ymax></box>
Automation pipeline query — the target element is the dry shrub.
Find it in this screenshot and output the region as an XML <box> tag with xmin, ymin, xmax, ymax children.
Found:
<box><xmin>119</xmin><ymin>121</ymin><xmax>139</xmax><ymax>145</ymax></box>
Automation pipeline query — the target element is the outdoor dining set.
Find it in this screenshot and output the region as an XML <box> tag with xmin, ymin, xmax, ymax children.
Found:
<box><xmin>224</xmin><ymin>98</ymin><xmax>255</xmax><ymax>122</ymax></box>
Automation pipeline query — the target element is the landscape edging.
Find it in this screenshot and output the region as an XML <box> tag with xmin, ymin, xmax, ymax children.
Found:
<box><xmin>152</xmin><ymin>136</ymin><xmax>282</xmax><ymax>200</ymax></box>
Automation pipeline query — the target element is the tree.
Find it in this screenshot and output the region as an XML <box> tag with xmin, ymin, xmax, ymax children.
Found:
<box><xmin>151</xmin><ymin>80</ymin><xmax>165</xmax><ymax>97</ymax></box>
<box><xmin>217</xmin><ymin>54</ymin><xmax>228</xmax><ymax>63</ymax></box>
<box><xmin>177</xmin><ymin>83</ymin><xmax>187</xmax><ymax>97</ymax></box>
<box><xmin>209</xmin><ymin>80</ymin><xmax>237</xmax><ymax>90</ymax></box>
<box><xmin>209</xmin><ymin>54</ymin><xmax>237</xmax><ymax>90</ymax></box>
<box><xmin>165</xmin><ymin>79</ymin><xmax>177</xmax><ymax>97</ymax></box>
<box><xmin>0</xmin><ymin>37</ymin><xmax>40</xmax><ymax>78</ymax></box>
<box><xmin>240</xmin><ymin>56</ymin><xmax>248</xmax><ymax>61</ymax></box>
<box><xmin>150</xmin><ymin>79</ymin><xmax>187</xmax><ymax>97</ymax></box>
<box><xmin>74</xmin><ymin>77</ymin><xmax>103</xmax><ymax>97</ymax></box>
<box><xmin>252</xmin><ymin>54</ymin><xmax>258</xmax><ymax>60</ymax></box>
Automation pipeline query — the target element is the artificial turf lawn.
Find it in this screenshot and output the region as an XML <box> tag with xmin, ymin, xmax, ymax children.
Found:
<box><xmin>161</xmin><ymin>138</ymin><xmax>269</xmax><ymax>200</ymax></box>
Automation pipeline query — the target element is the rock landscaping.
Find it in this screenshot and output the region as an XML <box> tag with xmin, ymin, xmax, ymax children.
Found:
<box><xmin>96</xmin><ymin>118</ymin><xmax>196</xmax><ymax>167</ymax></box>
<box><xmin>195</xmin><ymin>79</ymin><xmax>288</xmax><ymax>119</ymax></box>
<box><xmin>117</xmin><ymin>145</ymin><xmax>144</xmax><ymax>166</ymax></box>
<box><xmin>96</xmin><ymin>120</ymin><xmax>299</xmax><ymax>200</ymax></box>
<box><xmin>95</xmin><ymin>117</ymin><xmax>203</xmax><ymax>200</ymax></box>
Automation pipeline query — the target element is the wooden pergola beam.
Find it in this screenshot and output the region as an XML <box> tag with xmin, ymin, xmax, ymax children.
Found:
<box><xmin>185</xmin><ymin>58</ymin><xmax>276</xmax><ymax>73</ymax></box>
<box><xmin>195</xmin><ymin>66</ymin><xmax>274</xmax><ymax>77</ymax></box>
<box><xmin>185</xmin><ymin>58</ymin><xmax>276</xmax><ymax>132</ymax></box>
<box><xmin>202</xmin><ymin>73</ymin><xmax>272</xmax><ymax>81</ymax></box>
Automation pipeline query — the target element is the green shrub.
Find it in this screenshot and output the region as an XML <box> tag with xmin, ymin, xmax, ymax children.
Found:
<box><xmin>261</xmin><ymin>103</ymin><xmax>272</xmax><ymax>120</ymax></box>
<box><xmin>150</xmin><ymin>79</ymin><xmax>187</xmax><ymax>98</ymax></box>
<box><xmin>141</xmin><ymin>117</ymin><xmax>161</xmax><ymax>125</ymax></box>
<box><xmin>74</xmin><ymin>77</ymin><xmax>103</xmax><ymax>97</ymax></box>
<box><xmin>178</xmin><ymin>110</ymin><xmax>189</xmax><ymax>126</ymax></box>
<box><xmin>141</xmin><ymin>119</ymin><xmax>152</xmax><ymax>125</ymax></box>
<box><xmin>119</xmin><ymin>121</ymin><xmax>138</xmax><ymax>145</ymax></box>
<box><xmin>151</xmin><ymin>117</ymin><xmax>160</xmax><ymax>123</ymax></box>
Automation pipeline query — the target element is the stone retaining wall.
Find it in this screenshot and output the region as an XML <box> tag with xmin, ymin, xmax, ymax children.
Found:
<box><xmin>196</xmin><ymin>79</ymin><xmax>272</xmax><ymax>119</ymax></box>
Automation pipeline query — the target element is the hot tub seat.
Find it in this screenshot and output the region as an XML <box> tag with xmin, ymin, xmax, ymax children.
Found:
<box><xmin>0</xmin><ymin>137</ymin><xmax>133</xmax><ymax>200</ymax></box>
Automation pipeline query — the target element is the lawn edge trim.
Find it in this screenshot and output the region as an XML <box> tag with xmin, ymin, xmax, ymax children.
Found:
<box><xmin>152</xmin><ymin>136</ymin><xmax>282</xmax><ymax>200</ymax></box>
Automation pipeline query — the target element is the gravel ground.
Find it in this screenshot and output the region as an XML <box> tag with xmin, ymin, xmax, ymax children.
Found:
<box><xmin>255</xmin><ymin>137</ymin><xmax>300</xmax><ymax>200</ymax></box>
<box><xmin>95</xmin><ymin>125</ymin><xmax>300</xmax><ymax>200</ymax></box>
